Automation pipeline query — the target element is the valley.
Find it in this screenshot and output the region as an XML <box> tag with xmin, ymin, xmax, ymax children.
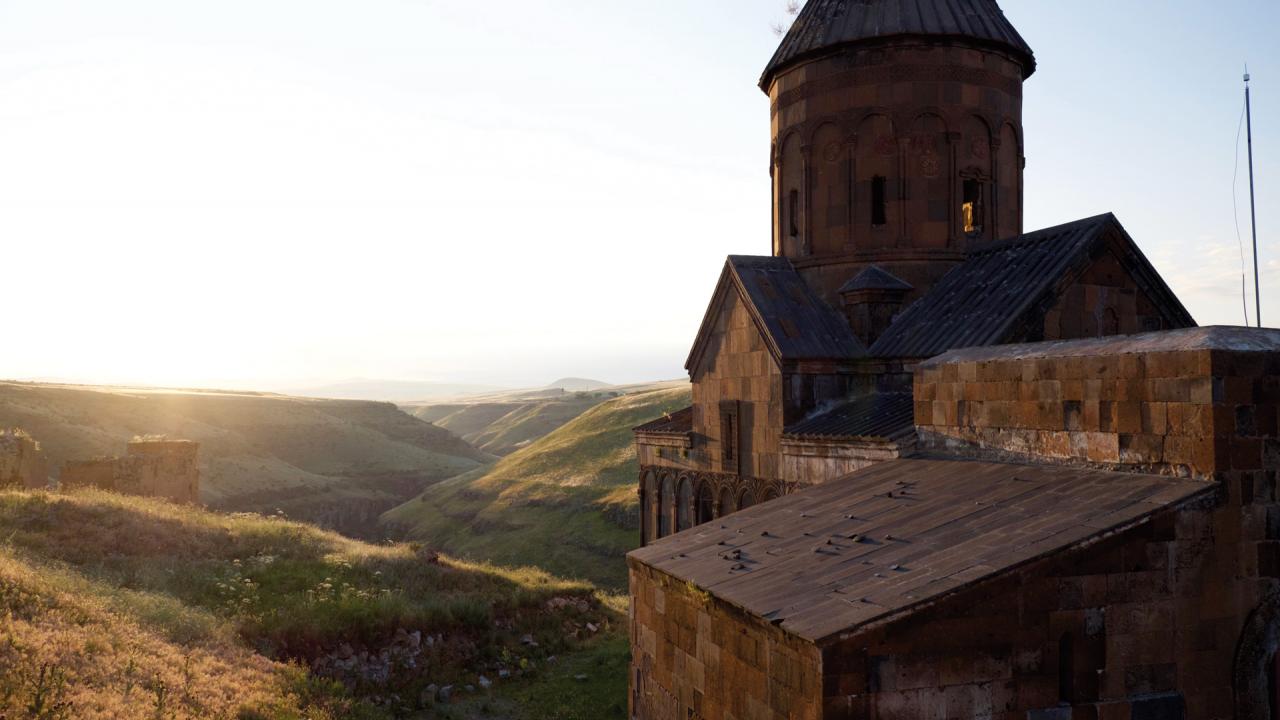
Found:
<box><xmin>0</xmin><ymin>376</ymin><xmax>688</xmax><ymax>716</ymax></box>
<box><xmin>0</xmin><ymin>382</ymin><xmax>494</xmax><ymax>535</ymax></box>
<box><xmin>385</xmin><ymin>385</ymin><xmax>692</xmax><ymax>590</ymax></box>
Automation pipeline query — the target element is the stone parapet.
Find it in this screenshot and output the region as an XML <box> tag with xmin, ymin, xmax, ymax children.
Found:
<box><xmin>914</xmin><ymin>327</ymin><xmax>1280</xmax><ymax>479</ymax></box>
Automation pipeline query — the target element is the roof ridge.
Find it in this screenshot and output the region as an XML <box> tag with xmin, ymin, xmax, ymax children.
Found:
<box><xmin>968</xmin><ymin>213</ymin><xmax>1115</xmax><ymax>257</ymax></box>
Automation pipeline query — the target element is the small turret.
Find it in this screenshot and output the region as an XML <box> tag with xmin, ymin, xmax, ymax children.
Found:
<box><xmin>838</xmin><ymin>265</ymin><xmax>913</xmax><ymax>347</ymax></box>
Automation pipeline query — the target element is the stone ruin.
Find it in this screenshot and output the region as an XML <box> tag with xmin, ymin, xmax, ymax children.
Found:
<box><xmin>0</xmin><ymin>428</ymin><xmax>49</xmax><ymax>490</ymax></box>
<box><xmin>61</xmin><ymin>437</ymin><xmax>200</xmax><ymax>504</ymax></box>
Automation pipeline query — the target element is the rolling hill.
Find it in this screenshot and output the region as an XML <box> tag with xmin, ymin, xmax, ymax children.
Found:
<box><xmin>0</xmin><ymin>487</ymin><xmax>626</xmax><ymax>720</ymax></box>
<box><xmin>383</xmin><ymin>385</ymin><xmax>692</xmax><ymax>590</ymax></box>
<box><xmin>402</xmin><ymin>380</ymin><xmax>684</xmax><ymax>457</ymax></box>
<box><xmin>0</xmin><ymin>382</ymin><xmax>493</xmax><ymax>534</ymax></box>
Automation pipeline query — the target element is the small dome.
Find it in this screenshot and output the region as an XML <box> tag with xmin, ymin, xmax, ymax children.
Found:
<box><xmin>761</xmin><ymin>0</ymin><xmax>1036</xmax><ymax>90</ymax></box>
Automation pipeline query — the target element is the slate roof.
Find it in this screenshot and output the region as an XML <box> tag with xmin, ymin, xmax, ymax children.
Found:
<box><xmin>633</xmin><ymin>406</ymin><xmax>693</xmax><ymax>436</ymax></box>
<box><xmin>869</xmin><ymin>214</ymin><xmax>1196</xmax><ymax>360</ymax></box>
<box><xmin>761</xmin><ymin>0</ymin><xmax>1036</xmax><ymax>90</ymax></box>
<box><xmin>687</xmin><ymin>256</ymin><xmax>866</xmax><ymax>372</ymax></box>
<box><xmin>783</xmin><ymin>393</ymin><xmax>915</xmax><ymax>442</ymax></box>
<box><xmin>838</xmin><ymin>265</ymin><xmax>913</xmax><ymax>294</ymax></box>
<box><xmin>628</xmin><ymin>457</ymin><xmax>1211</xmax><ymax>643</ymax></box>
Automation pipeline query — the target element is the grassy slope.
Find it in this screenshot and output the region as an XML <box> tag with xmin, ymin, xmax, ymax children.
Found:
<box><xmin>0</xmin><ymin>488</ymin><xmax>622</xmax><ymax>719</ymax></box>
<box><xmin>0</xmin><ymin>382</ymin><xmax>492</xmax><ymax>519</ymax></box>
<box><xmin>404</xmin><ymin>381</ymin><xmax>684</xmax><ymax>457</ymax></box>
<box><xmin>383</xmin><ymin>387</ymin><xmax>692</xmax><ymax>590</ymax></box>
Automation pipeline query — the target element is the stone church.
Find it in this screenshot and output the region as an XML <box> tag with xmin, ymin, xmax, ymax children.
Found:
<box><xmin>629</xmin><ymin>1</ymin><xmax>1280</xmax><ymax>718</ymax></box>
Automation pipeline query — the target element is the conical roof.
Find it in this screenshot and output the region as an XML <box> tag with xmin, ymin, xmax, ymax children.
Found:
<box><xmin>761</xmin><ymin>0</ymin><xmax>1036</xmax><ymax>90</ymax></box>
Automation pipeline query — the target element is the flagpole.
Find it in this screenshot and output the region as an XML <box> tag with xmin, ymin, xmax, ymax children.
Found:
<box><xmin>1246</xmin><ymin>69</ymin><xmax>1261</xmax><ymax>327</ymax></box>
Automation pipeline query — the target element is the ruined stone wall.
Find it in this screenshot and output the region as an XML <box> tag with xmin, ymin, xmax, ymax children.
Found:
<box><xmin>127</xmin><ymin>440</ymin><xmax>199</xmax><ymax>503</ymax></box>
<box><xmin>60</xmin><ymin>457</ymin><xmax>119</xmax><ymax>492</ymax></box>
<box><xmin>914</xmin><ymin>335</ymin><xmax>1245</xmax><ymax>477</ymax></box>
<box><xmin>0</xmin><ymin>429</ymin><xmax>48</xmax><ymax>490</ymax></box>
<box><xmin>692</xmin><ymin>287</ymin><xmax>786</xmax><ymax>480</ymax></box>
<box><xmin>629</xmin><ymin>560</ymin><xmax>822</xmax><ymax>720</ymax></box>
<box><xmin>60</xmin><ymin>440</ymin><xmax>199</xmax><ymax>504</ymax></box>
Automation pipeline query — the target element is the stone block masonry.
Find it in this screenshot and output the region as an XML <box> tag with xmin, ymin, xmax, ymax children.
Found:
<box><xmin>915</xmin><ymin>327</ymin><xmax>1280</xmax><ymax>480</ymax></box>
<box><xmin>0</xmin><ymin>428</ymin><xmax>49</xmax><ymax>490</ymax></box>
<box><xmin>629</xmin><ymin>560</ymin><xmax>823</xmax><ymax>720</ymax></box>
<box><xmin>61</xmin><ymin>437</ymin><xmax>199</xmax><ymax>504</ymax></box>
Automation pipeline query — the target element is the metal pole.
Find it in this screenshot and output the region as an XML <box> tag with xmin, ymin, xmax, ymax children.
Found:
<box><xmin>1246</xmin><ymin>70</ymin><xmax>1261</xmax><ymax>327</ymax></box>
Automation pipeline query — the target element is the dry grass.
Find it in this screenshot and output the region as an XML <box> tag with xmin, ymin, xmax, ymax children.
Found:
<box><xmin>0</xmin><ymin>548</ymin><xmax>319</xmax><ymax>719</ymax></box>
<box><xmin>0</xmin><ymin>488</ymin><xmax>608</xmax><ymax>719</ymax></box>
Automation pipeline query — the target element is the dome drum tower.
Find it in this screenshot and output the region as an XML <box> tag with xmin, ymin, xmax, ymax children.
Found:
<box><xmin>763</xmin><ymin>0</ymin><xmax>1036</xmax><ymax>310</ymax></box>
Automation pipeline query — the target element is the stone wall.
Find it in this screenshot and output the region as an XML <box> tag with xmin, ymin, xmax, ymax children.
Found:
<box><xmin>629</xmin><ymin>560</ymin><xmax>823</xmax><ymax>720</ymax></box>
<box><xmin>780</xmin><ymin>437</ymin><xmax>909</xmax><ymax>486</ymax></box>
<box><xmin>0</xmin><ymin>429</ymin><xmax>48</xmax><ymax>490</ymax></box>
<box><xmin>61</xmin><ymin>438</ymin><xmax>199</xmax><ymax>504</ymax></box>
<box><xmin>913</xmin><ymin>329</ymin><xmax>1280</xmax><ymax>479</ymax></box>
<box><xmin>692</xmin><ymin>287</ymin><xmax>786</xmax><ymax>480</ymax></box>
<box><xmin>126</xmin><ymin>439</ymin><xmax>200</xmax><ymax>503</ymax></box>
<box><xmin>1040</xmin><ymin>246</ymin><xmax>1170</xmax><ymax>341</ymax></box>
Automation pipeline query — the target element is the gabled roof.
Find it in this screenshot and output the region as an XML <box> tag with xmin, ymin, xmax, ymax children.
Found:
<box><xmin>633</xmin><ymin>407</ymin><xmax>693</xmax><ymax>436</ymax></box>
<box><xmin>783</xmin><ymin>392</ymin><xmax>915</xmax><ymax>442</ymax></box>
<box><xmin>686</xmin><ymin>256</ymin><xmax>866</xmax><ymax>373</ymax></box>
<box><xmin>838</xmin><ymin>265</ymin><xmax>913</xmax><ymax>294</ymax></box>
<box><xmin>629</xmin><ymin>457</ymin><xmax>1211</xmax><ymax>643</ymax></box>
<box><xmin>761</xmin><ymin>0</ymin><xmax>1036</xmax><ymax>91</ymax></box>
<box><xmin>869</xmin><ymin>213</ymin><xmax>1196</xmax><ymax>360</ymax></box>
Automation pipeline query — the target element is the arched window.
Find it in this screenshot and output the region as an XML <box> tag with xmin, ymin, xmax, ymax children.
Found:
<box><xmin>718</xmin><ymin>487</ymin><xmax>735</xmax><ymax>517</ymax></box>
<box><xmin>962</xmin><ymin>178</ymin><xmax>985</xmax><ymax>235</ymax></box>
<box><xmin>641</xmin><ymin>471</ymin><xmax>657</xmax><ymax>543</ymax></box>
<box><xmin>760</xmin><ymin>485</ymin><xmax>781</xmax><ymax>502</ymax></box>
<box><xmin>738</xmin><ymin>488</ymin><xmax>755</xmax><ymax>511</ymax></box>
<box><xmin>658</xmin><ymin>475</ymin><xmax>673</xmax><ymax>538</ymax></box>
<box><xmin>1059</xmin><ymin>632</ymin><xmax>1075</xmax><ymax>704</ymax></box>
<box><xmin>871</xmin><ymin>176</ymin><xmax>887</xmax><ymax>226</ymax></box>
<box><xmin>676</xmin><ymin>478</ymin><xmax>694</xmax><ymax>531</ymax></box>
<box><xmin>696</xmin><ymin>482</ymin><xmax>715</xmax><ymax>525</ymax></box>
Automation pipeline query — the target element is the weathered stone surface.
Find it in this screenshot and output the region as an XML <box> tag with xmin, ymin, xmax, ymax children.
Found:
<box><xmin>61</xmin><ymin>437</ymin><xmax>199</xmax><ymax>503</ymax></box>
<box><xmin>0</xmin><ymin>428</ymin><xmax>48</xmax><ymax>490</ymax></box>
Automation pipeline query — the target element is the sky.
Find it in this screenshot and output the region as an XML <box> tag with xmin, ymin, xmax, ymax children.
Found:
<box><xmin>0</xmin><ymin>0</ymin><xmax>1277</xmax><ymax>391</ymax></box>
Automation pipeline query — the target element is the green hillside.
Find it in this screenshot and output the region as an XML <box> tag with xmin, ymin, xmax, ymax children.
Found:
<box><xmin>0</xmin><ymin>488</ymin><xmax>626</xmax><ymax>720</ymax></box>
<box><xmin>403</xmin><ymin>381</ymin><xmax>684</xmax><ymax>457</ymax></box>
<box><xmin>383</xmin><ymin>386</ymin><xmax>692</xmax><ymax>589</ymax></box>
<box><xmin>0</xmin><ymin>382</ymin><xmax>493</xmax><ymax>533</ymax></box>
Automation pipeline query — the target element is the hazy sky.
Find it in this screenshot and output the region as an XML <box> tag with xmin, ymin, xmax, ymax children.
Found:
<box><xmin>1</xmin><ymin>1</ymin><xmax>1277</xmax><ymax>390</ymax></box>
